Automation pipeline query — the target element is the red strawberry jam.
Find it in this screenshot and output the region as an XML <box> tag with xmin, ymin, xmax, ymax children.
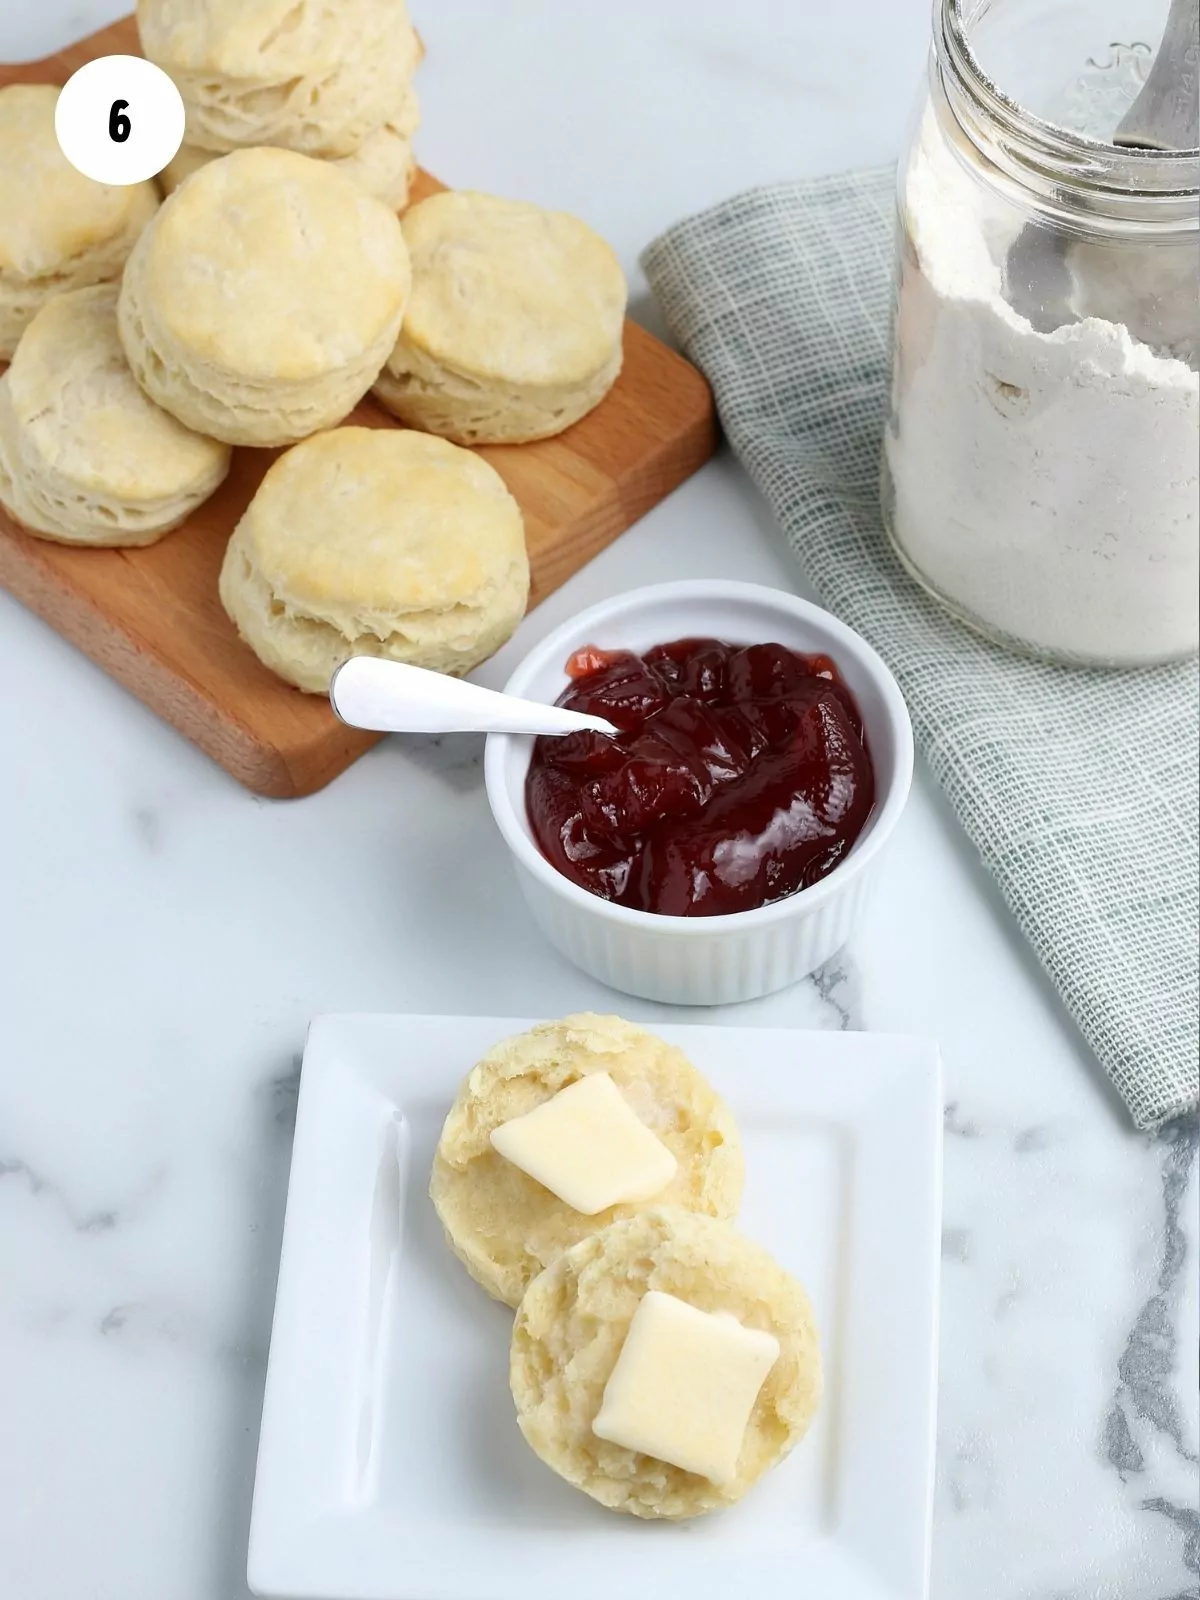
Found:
<box><xmin>525</xmin><ymin>638</ymin><xmax>875</xmax><ymax>917</ymax></box>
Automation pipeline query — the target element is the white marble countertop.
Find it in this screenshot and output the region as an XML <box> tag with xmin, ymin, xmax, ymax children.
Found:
<box><xmin>1</xmin><ymin>4</ymin><xmax>1196</xmax><ymax>1598</ymax></box>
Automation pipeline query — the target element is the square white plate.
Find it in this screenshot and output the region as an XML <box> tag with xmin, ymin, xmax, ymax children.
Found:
<box><xmin>248</xmin><ymin>1016</ymin><xmax>942</xmax><ymax>1600</ymax></box>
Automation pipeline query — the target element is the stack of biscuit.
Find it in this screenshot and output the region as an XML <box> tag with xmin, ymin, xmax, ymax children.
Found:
<box><xmin>138</xmin><ymin>0</ymin><xmax>422</xmax><ymax>210</ymax></box>
<box><xmin>1</xmin><ymin>16</ymin><xmax>627</xmax><ymax>694</ymax></box>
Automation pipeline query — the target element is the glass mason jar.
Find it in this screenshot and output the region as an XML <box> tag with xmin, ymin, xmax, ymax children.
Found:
<box><xmin>881</xmin><ymin>0</ymin><xmax>1199</xmax><ymax>666</ymax></box>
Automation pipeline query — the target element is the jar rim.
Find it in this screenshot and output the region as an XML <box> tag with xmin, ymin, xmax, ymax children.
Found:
<box><xmin>938</xmin><ymin>0</ymin><xmax>1199</xmax><ymax>214</ymax></box>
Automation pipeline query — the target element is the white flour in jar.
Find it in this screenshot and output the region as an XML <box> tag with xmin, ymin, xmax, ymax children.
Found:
<box><xmin>884</xmin><ymin>110</ymin><xmax>1199</xmax><ymax>664</ymax></box>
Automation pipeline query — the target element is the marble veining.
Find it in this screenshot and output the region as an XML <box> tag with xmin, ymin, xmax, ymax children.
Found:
<box><xmin>1108</xmin><ymin>1123</ymin><xmax>1199</xmax><ymax>1476</ymax></box>
<box><xmin>807</xmin><ymin>954</ymin><xmax>860</xmax><ymax>1030</ymax></box>
<box><xmin>930</xmin><ymin>1091</ymin><xmax>1198</xmax><ymax>1600</ymax></box>
<box><xmin>0</xmin><ymin>1158</ymin><xmax>121</xmax><ymax>1234</ymax></box>
<box><xmin>1</xmin><ymin>2</ymin><xmax>1196</xmax><ymax>1598</ymax></box>
<box><xmin>1103</xmin><ymin>1122</ymin><xmax>1200</xmax><ymax>1594</ymax></box>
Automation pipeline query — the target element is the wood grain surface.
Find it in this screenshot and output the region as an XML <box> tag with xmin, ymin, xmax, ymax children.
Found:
<box><xmin>0</xmin><ymin>17</ymin><xmax>717</xmax><ymax>797</ymax></box>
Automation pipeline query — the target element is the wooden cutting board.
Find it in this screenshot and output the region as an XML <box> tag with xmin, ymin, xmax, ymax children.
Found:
<box><xmin>0</xmin><ymin>18</ymin><xmax>716</xmax><ymax>798</ymax></box>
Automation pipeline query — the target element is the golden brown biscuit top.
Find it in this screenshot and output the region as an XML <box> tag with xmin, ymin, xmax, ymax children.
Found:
<box><xmin>8</xmin><ymin>285</ymin><xmax>229</xmax><ymax>500</ymax></box>
<box><xmin>137</xmin><ymin>0</ymin><xmax>412</xmax><ymax>78</ymax></box>
<box><xmin>141</xmin><ymin>148</ymin><xmax>410</xmax><ymax>381</ymax></box>
<box><xmin>0</xmin><ymin>85</ymin><xmax>158</xmax><ymax>278</ymax></box>
<box><xmin>237</xmin><ymin>427</ymin><xmax>525</xmax><ymax>613</ymax></box>
<box><xmin>399</xmin><ymin>192</ymin><xmax>627</xmax><ymax>387</ymax></box>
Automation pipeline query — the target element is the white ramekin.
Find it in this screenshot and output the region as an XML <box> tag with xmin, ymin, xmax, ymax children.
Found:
<box><xmin>484</xmin><ymin>581</ymin><xmax>913</xmax><ymax>1005</ymax></box>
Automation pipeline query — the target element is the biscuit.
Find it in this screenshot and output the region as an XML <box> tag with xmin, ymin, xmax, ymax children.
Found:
<box><xmin>372</xmin><ymin>192</ymin><xmax>626</xmax><ymax>444</ymax></box>
<box><xmin>0</xmin><ymin>85</ymin><xmax>159</xmax><ymax>360</ymax></box>
<box><xmin>159</xmin><ymin>88</ymin><xmax>420</xmax><ymax>210</ymax></box>
<box><xmin>118</xmin><ymin>148</ymin><xmax>410</xmax><ymax>447</ymax></box>
<box><xmin>218</xmin><ymin>426</ymin><xmax>528</xmax><ymax>692</ymax></box>
<box><xmin>137</xmin><ymin>0</ymin><xmax>421</xmax><ymax>159</ymax></box>
<box><xmin>430</xmin><ymin>1014</ymin><xmax>743</xmax><ymax>1307</ymax></box>
<box><xmin>0</xmin><ymin>285</ymin><xmax>230</xmax><ymax>546</ymax></box>
<box><xmin>510</xmin><ymin>1209</ymin><xmax>822</xmax><ymax>1519</ymax></box>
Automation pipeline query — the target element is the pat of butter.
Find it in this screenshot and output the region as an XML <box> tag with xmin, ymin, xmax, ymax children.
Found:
<box><xmin>592</xmin><ymin>1290</ymin><xmax>780</xmax><ymax>1485</ymax></box>
<box><xmin>489</xmin><ymin>1072</ymin><xmax>676</xmax><ymax>1215</ymax></box>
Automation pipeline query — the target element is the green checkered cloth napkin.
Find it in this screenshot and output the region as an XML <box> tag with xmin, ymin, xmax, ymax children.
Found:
<box><xmin>642</xmin><ymin>168</ymin><xmax>1198</xmax><ymax>1132</ymax></box>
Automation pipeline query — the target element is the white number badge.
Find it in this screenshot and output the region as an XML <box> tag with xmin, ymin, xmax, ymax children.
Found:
<box><xmin>55</xmin><ymin>54</ymin><xmax>185</xmax><ymax>186</ymax></box>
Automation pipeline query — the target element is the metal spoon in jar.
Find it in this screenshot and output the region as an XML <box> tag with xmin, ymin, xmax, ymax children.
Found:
<box><xmin>1114</xmin><ymin>0</ymin><xmax>1199</xmax><ymax>150</ymax></box>
<box><xmin>329</xmin><ymin>655</ymin><xmax>618</xmax><ymax>738</ymax></box>
<box><xmin>1004</xmin><ymin>0</ymin><xmax>1199</xmax><ymax>332</ymax></box>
